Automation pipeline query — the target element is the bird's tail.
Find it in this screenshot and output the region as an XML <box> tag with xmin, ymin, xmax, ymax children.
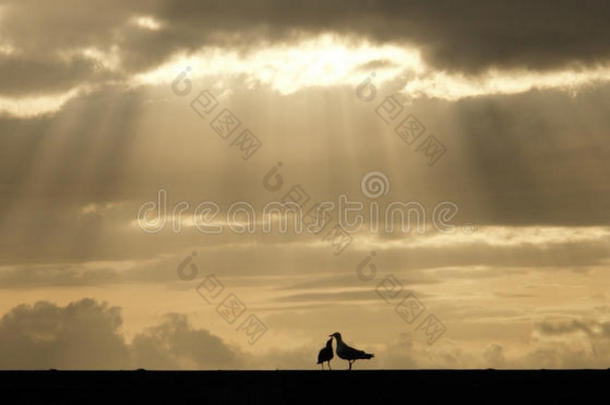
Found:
<box><xmin>357</xmin><ymin>352</ymin><xmax>374</xmax><ymax>360</ymax></box>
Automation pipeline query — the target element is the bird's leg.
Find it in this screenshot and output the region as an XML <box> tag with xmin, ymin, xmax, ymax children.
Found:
<box><xmin>348</xmin><ymin>360</ymin><xmax>353</xmax><ymax>370</ymax></box>
<box><xmin>320</xmin><ymin>363</ymin><xmax>324</xmax><ymax>370</ymax></box>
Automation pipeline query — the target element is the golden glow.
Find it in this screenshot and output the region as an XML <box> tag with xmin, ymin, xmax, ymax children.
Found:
<box><xmin>358</xmin><ymin>226</ymin><xmax>610</xmax><ymax>250</ymax></box>
<box><xmin>133</xmin><ymin>34</ymin><xmax>424</xmax><ymax>93</ymax></box>
<box><xmin>133</xmin><ymin>34</ymin><xmax>610</xmax><ymax>100</ymax></box>
<box><xmin>131</xmin><ymin>16</ymin><xmax>163</xmax><ymax>31</ymax></box>
<box><xmin>0</xmin><ymin>87</ymin><xmax>82</xmax><ymax>117</ymax></box>
<box><xmin>4</xmin><ymin>34</ymin><xmax>610</xmax><ymax>117</ymax></box>
<box><xmin>402</xmin><ymin>67</ymin><xmax>610</xmax><ymax>100</ymax></box>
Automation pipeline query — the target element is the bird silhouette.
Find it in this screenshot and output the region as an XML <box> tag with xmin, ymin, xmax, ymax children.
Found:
<box><xmin>317</xmin><ymin>337</ymin><xmax>334</xmax><ymax>370</ymax></box>
<box><xmin>330</xmin><ymin>332</ymin><xmax>374</xmax><ymax>370</ymax></box>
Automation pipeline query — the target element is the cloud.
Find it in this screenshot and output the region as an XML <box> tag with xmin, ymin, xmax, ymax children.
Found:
<box><xmin>535</xmin><ymin>319</ymin><xmax>594</xmax><ymax>336</ymax></box>
<box><xmin>0</xmin><ymin>299</ymin><xmax>242</xmax><ymax>370</ymax></box>
<box><xmin>154</xmin><ymin>0</ymin><xmax>610</xmax><ymax>73</ymax></box>
<box><xmin>0</xmin><ymin>55</ymin><xmax>110</xmax><ymax>97</ymax></box>
<box><xmin>2</xmin><ymin>298</ymin><xmax>610</xmax><ymax>369</ymax></box>
<box><xmin>120</xmin><ymin>0</ymin><xmax>610</xmax><ymax>73</ymax></box>
<box><xmin>374</xmin><ymin>319</ymin><xmax>610</xmax><ymax>369</ymax></box>
<box><xmin>483</xmin><ymin>344</ymin><xmax>507</xmax><ymax>368</ymax></box>
<box><xmin>512</xmin><ymin>318</ymin><xmax>610</xmax><ymax>368</ymax></box>
<box><xmin>1</xmin><ymin>0</ymin><xmax>609</xmax><ymax>103</ymax></box>
<box><xmin>0</xmin><ymin>299</ymin><xmax>130</xmax><ymax>369</ymax></box>
<box><xmin>131</xmin><ymin>313</ymin><xmax>242</xmax><ymax>369</ymax></box>
<box><xmin>534</xmin><ymin>318</ymin><xmax>610</xmax><ymax>339</ymax></box>
<box><xmin>276</xmin><ymin>289</ymin><xmax>396</xmax><ymax>303</ymax></box>
<box><xmin>2</xmin><ymin>83</ymin><xmax>610</xmax><ymax>268</ymax></box>
<box><xmin>280</xmin><ymin>273</ymin><xmax>438</xmax><ymax>292</ymax></box>
<box><xmin>374</xmin><ymin>332</ymin><xmax>467</xmax><ymax>369</ymax></box>
<box><xmin>0</xmin><ymin>264</ymin><xmax>120</xmax><ymax>288</ymax></box>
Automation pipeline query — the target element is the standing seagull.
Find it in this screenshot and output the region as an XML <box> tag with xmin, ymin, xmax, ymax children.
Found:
<box><xmin>330</xmin><ymin>332</ymin><xmax>374</xmax><ymax>370</ymax></box>
<box><xmin>317</xmin><ymin>338</ymin><xmax>334</xmax><ymax>370</ymax></box>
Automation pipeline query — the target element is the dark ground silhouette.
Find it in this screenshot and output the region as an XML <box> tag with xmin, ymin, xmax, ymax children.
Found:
<box><xmin>0</xmin><ymin>370</ymin><xmax>608</xmax><ymax>404</ymax></box>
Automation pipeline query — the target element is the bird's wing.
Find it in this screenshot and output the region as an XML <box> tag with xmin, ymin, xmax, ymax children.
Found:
<box><xmin>342</xmin><ymin>344</ymin><xmax>373</xmax><ymax>360</ymax></box>
<box><xmin>317</xmin><ymin>348</ymin><xmax>325</xmax><ymax>363</ymax></box>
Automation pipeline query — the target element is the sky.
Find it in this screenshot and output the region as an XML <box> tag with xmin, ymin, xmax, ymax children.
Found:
<box><xmin>1</xmin><ymin>0</ymin><xmax>610</xmax><ymax>369</ymax></box>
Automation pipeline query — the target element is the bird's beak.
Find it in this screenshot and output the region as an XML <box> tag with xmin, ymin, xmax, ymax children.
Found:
<box><xmin>328</xmin><ymin>334</ymin><xmax>332</xmax><ymax>337</ymax></box>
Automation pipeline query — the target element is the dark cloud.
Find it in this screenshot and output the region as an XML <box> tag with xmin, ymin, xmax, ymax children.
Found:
<box><xmin>535</xmin><ymin>318</ymin><xmax>610</xmax><ymax>338</ymax></box>
<box><xmin>2</xmin><ymin>231</ymin><xmax>607</xmax><ymax>289</ymax></box>
<box><xmin>135</xmin><ymin>0</ymin><xmax>610</xmax><ymax>73</ymax></box>
<box><xmin>276</xmin><ymin>289</ymin><xmax>384</xmax><ymax>303</ymax></box>
<box><xmin>1</xmin><ymin>0</ymin><xmax>610</xmax><ymax>96</ymax></box>
<box><xmin>2</xmin><ymin>81</ymin><xmax>610</xmax><ymax>269</ymax></box>
<box><xmin>493</xmin><ymin>292</ymin><xmax>535</xmax><ymax>299</ymax></box>
<box><xmin>280</xmin><ymin>273</ymin><xmax>438</xmax><ymax>291</ymax></box>
<box><xmin>0</xmin><ymin>56</ymin><xmax>86</xmax><ymax>96</ymax></box>
<box><xmin>0</xmin><ymin>299</ymin><xmax>241</xmax><ymax>369</ymax></box>
<box><xmin>0</xmin><ymin>299</ymin><xmax>129</xmax><ymax>369</ymax></box>
<box><xmin>483</xmin><ymin>344</ymin><xmax>507</xmax><ymax>368</ymax></box>
<box><xmin>523</xmin><ymin>318</ymin><xmax>610</xmax><ymax>368</ymax></box>
<box><xmin>0</xmin><ymin>0</ymin><xmax>151</xmax><ymax>95</ymax></box>
<box><xmin>131</xmin><ymin>313</ymin><xmax>242</xmax><ymax>369</ymax></box>
<box><xmin>0</xmin><ymin>55</ymin><xmax>122</xmax><ymax>97</ymax></box>
<box><xmin>2</xmin><ymin>82</ymin><xmax>610</xmax><ymax>232</ymax></box>
<box><xmin>0</xmin><ymin>265</ymin><xmax>120</xmax><ymax>288</ymax></box>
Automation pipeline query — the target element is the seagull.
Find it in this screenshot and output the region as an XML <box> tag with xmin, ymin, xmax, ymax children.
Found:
<box><xmin>330</xmin><ymin>332</ymin><xmax>374</xmax><ymax>370</ymax></box>
<box><xmin>317</xmin><ymin>337</ymin><xmax>334</xmax><ymax>370</ymax></box>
